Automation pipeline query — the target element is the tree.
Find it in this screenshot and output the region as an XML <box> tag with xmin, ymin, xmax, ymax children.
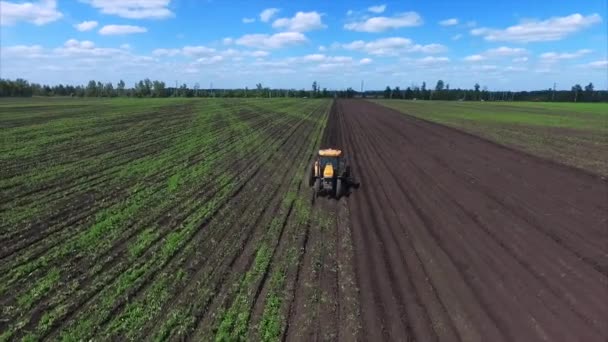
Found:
<box><xmin>404</xmin><ymin>87</ymin><xmax>413</xmax><ymax>99</ymax></box>
<box><xmin>312</xmin><ymin>81</ymin><xmax>318</xmax><ymax>95</ymax></box>
<box><xmin>584</xmin><ymin>82</ymin><xmax>594</xmax><ymax>101</ymax></box>
<box><xmin>152</xmin><ymin>80</ymin><xmax>166</xmax><ymax>97</ymax></box>
<box><xmin>572</xmin><ymin>84</ymin><xmax>582</xmax><ymax>102</ymax></box>
<box><xmin>394</xmin><ymin>86</ymin><xmax>401</xmax><ymax>99</ymax></box>
<box><xmin>435</xmin><ymin>80</ymin><xmax>445</xmax><ymax>91</ymax></box>
<box><xmin>384</xmin><ymin>86</ymin><xmax>392</xmax><ymax>99</ymax></box>
<box><xmin>85</xmin><ymin>80</ymin><xmax>97</xmax><ymax>97</ymax></box>
<box><xmin>103</xmin><ymin>82</ymin><xmax>114</xmax><ymax>97</ymax></box>
<box><xmin>474</xmin><ymin>83</ymin><xmax>480</xmax><ymax>100</ymax></box>
<box><xmin>117</xmin><ymin>80</ymin><xmax>125</xmax><ymax>96</ymax></box>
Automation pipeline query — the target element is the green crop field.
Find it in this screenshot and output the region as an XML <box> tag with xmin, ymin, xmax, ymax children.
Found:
<box><xmin>0</xmin><ymin>97</ymin><xmax>355</xmax><ymax>341</ymax></box>
<box><xmin>373</xmin><ymin>100</ymin><xmax>608</xmax><ymax>175</ymax></box>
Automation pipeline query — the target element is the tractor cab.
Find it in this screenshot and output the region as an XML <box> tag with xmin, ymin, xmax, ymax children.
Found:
<box><xmin>316</xmin><ymin>149</ymin><xmax>342</xmax><ymax>179</ymax></box>
<box><xmin>310</xmin><ymin>148</ymin><xmax>355</xmax><ymax>201</ymax></box>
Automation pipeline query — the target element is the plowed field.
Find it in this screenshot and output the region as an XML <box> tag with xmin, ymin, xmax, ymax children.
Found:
<box><xmin>1</xmin><ymin>98</ymin><xmax>606</xmax><ymax>341</ymax></box>
<box><xmin>328</xmin><ymin>99</ymin><xmax>608</xmax><ymax>341</ymax></box>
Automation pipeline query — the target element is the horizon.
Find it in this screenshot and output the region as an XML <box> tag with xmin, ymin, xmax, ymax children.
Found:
<box><xmin>1</xmin><ymin>0</ymin><xmax>607</xmax><ymax>91</ymax></box>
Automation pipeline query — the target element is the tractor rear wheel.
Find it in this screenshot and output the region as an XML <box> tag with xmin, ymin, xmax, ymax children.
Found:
<box><xmin>336</xmin><ymin>178</ymin><xmax>344</xmax><ymax>199</ymax></box>
<box><xmin>309</xmin><ymin>164</ymin><xmax>315</xmax><ymax>187</ymax></box>
<box><xmin>313</xmin><ymin>178</ymin><xmax>321</xmax><ymax>194</ymax></box>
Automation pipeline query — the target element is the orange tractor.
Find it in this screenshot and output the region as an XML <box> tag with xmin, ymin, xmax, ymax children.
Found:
<box><xmin>309</xmin><ymin>148</ymin><xmax>357</xmax><ymax>202</ymax></box>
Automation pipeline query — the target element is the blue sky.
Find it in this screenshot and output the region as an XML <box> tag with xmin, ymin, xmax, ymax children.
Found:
<box><xmin>1</xmin><ymin>0</ymin><xmax>606</xmax><ymax>90</ymax></box>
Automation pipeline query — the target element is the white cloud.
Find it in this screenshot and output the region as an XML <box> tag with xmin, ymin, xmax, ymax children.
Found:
<box><xmin>368</xmin><ymin>4</ymin><xmax>386</xmax><ymax>14</ymax></box>
<box><xmin>505</xmin><ymin>66</ymin><xmax>527</xmax><ymax>72</ymax></box>
<box><xmin>359</xmin><ymin>58</ymin><xmax>373</xmax><ymax>65</ymax></box>
<box><xmin>299</xmin><ymin>54</ymin><xmax>353</xmax><ymax>63</ymax></box>
<box><xmin>344</xmin><ymin>12</ymin><xmax>422</xmax><ymax>32</ymax></box>
<box><xmin>464</xmin><ymin>46</ymin><xmax>528</xmax><ymax>62</ymax></box>
<box><xmin>512</xmin><ymin>56</ymin><xmax>528</xmax><ymax>62</ymax></box>
<box><xmin>272</xmin><ymin>11</ymin><xmax>325</xmax><ymax>32</ymax></box>
<box><xmin>194</xmin><ymin>56</ymin><xmax>224</xmax><ymax>65</ymax></box>
<box><xmin>346</xmin><ymin>9</ymin><xmax>354</xmax><ymax>16</ymax></box>
<box><xmin>318</xmin><ymin>45</ymin><xmax>327</xmax><ymax>52</ymax></box>
<box><xmin>1</xmin><ymin>44</ymin><xmax>45</xmax><ymax>57</ymax></box>
<box><xmin>242</xmin><ymin>17</ymin><xmax>255</xmax><ymax>24</ymax></box>
<box><xmin>152</xmin><ymin>48</ymin><xmax>180</xmax><ymax>57</ymax></box>
<box><xmin>222</xmin><ymin>38</ymin><xmax>233</xmax><ymax>45</ymax></box>
<box><xmin>343</xmin><ymin>37</ymin><xmax>446</xmax><ymax>56</ymax></box>
<box><xmin>582</xmin><ymin>60</ymin><xmax>608</xmax><ymax>69</ymax></box>
<box><xmin>0</xmin><ymin>0</ymin><xmax>62</xmax><ymax>26</ymax></box>
<box><xmin>439</xmin><ymin>18</ymin><xmax>458</xmax><ymax>26</ymax></box>
<box><xmin>99</xmin><ymin>24</ymin><xmax>147</xmax><ymax>35</ymax></box>
<box><xmin>485</xmin><ymin>46</ymin><xmax>527</xmax><ymax>56</ymax></box>
<box><xmin>471</xmin><ymin>13</ymin><xmax>602</xmax><ymax>42</ymax></box>
<box><xmin>182</xmin><ymin>46</ymin><xmax>216</xmax><ymax>56</ymax></box>
<box><xmin>472</xmin><ymin>64</ymin><xmax>498</xmax><ymax>71</ymax></box>
<box><xmin>464</xmin><ymin>54</ymin><xmax>485</xmax><ymax>62</ymax></box>
<box><xmin>249</xmin><ymin>50</ymin><xmax>269</xmax><ymax>58</ymax></box>
<box><xmin>415</xmin><ymin>56</ymin><xmax>450</xmax><ymax>65</ymax></box>
<box><xmin>539</xmin><ymin>49</ymin><xmax>592</xmax><ymax>61</ymax></box>
<box><xmin>120</xmin><ymin>43</ymin><xmax>131</xmax><ymax>49</ymax></box>
<box><xmin>260</xmin><ymin>8</ymin><xmax>280</xmax><ymax>22</ymax></box>
<box><xmin>235</xmin><ymin>32</ymin><xmax>307</xmax><ymax>49</ymax></box>
<box><xmin>452</xmin><ymin>34</ymin><xmax>463</xmax><ymax>40</ymax></box>
<box><xmin>54</xmin><ymin>39</ymin><xmax>124</xmax><ymax>57</ymax></box>
<box><xmin>82</xmin><ymin>0</ymin><xmax>173</xmax><ymax>19</ymax></box>
<box><xmin>74</xmin><ymin>20</ymin><xmax>98</xmax><ymax>31</ymax></box>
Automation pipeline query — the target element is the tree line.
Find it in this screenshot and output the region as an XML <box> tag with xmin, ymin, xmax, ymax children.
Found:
<box><xmin>0</xmin><ymin>78</ymin><xmax>339</xmax><ymax>99</ymax></box>
<box><xmin>373</xmin><ymin>80</ymin><xmax>605</xmax><ymax>102</ymax></box>
<box><xmin>0</xmin><ymin>78</ymin><xmax>605</xmax><ymax>102</ymax></box>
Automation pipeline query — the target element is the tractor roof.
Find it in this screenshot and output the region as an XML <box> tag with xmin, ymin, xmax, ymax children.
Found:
<box><xmin>318</xmin><ymin>148</ymin><xmax>342</xmax><ymax>157</ymax></box>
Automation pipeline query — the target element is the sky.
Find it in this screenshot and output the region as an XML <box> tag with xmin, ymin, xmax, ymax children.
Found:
<box><xmin>0</xmin><ymin>0</ymin><xmax>607</xmax><ymax>90</ymax></box>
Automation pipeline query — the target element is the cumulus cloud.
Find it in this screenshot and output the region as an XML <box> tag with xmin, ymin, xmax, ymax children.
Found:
<box><xmin>260</xmin><ymin>8</ymin><xmax>280</xmax><ymax>22</ymax></box>
<box><xmin>0</xmin><ymin>44</ymin><xmax>45</xmax><ymax>58</ymax></box>
<box><xmin>344</xmin><ymin>12</ymin><xmax>422</xmax><ymax>32</ymax></box>
<box><xmin>471</xmin><ymin>13</ymin><xmax>602</xmax><ymax>42</ymax></box>
<box><xmin>343</xmin><ymin>37</ymin><xmax>446</xmax><ymax>56</ymax></box>
<box><xmin>539</xmin><ymin>49</ymin><xmax>592</xmax><ymax>61</ymax></box>
<box><xmin>512</xmin><ymin>56</ymin><xmax>528</xmax><ymax>63</ymax></box>
<box><xmin>82</xmin><ymin>0</ymin><xmax>173</xmax><ymax>19</ymax></box>
<box><xmin>53</xmin><ymin>39</ymin><xmax>125</xmax><ymax>57</ymax></box>
<box><xmin>415</xmin><ymin>56</ymin><xmax>450</xmax><ymax>65</ymax></box>
<box><xmin>439</xmin><ymin>18</ymin><xmax>458</xmax><ymax>26</ymax></box>
<box><xmin>368</xmin><ymin>4</ymin><xmax>386</xmax><ymax>14</ymax></box>
<box><xmin>299</xmin><ymin>54</ymin><xmax>353</xmax><ymax>63</ymax></box>
<box><xmin>484</xmin><ymin>46</ymin><xmax>527</xmax><ymax>56</ymax></box>
<box><xmin>194</xmin><ymin>56</ymin><xmax>224</xmax><ymax>65</ymax></box>
<box><xmin>582</xmin><ymin>60</ymin><xmax>608</xmax><ymax>69</ymax></box>
<box><xmin>235</xmin><ymin>32</ymin><xmax>307</xmax><ymax>49</ymax></box>
<box><xmin>272</xmin><ymin>11</ymin><xmax>325</xmax><ymax>32</ymax></box>
<box><xmin>242</xmin><ymin>17</ymin><xmax>255</xmax><ymax>24</ymax></box>
<box><xmin>152</xmin><ymin>48</ymin><xmax>180</xmax><ymax>57</ymax></box>
<box><xmin>99</xmin><ymin>24</ymin><xmax>147</xmax><ymax>35</ymax></box>
<box><xmin>463</xmin><ymin>54</ymin><xmax>485</xmax><ymax>62</ymax></box>
<box><xmin>464</xmin><ymin>46</ymin><xmax>528</xmax><ymax>62</ymax></box>
<box><xmin>452</xmin><ymin>34</ymin><xmax>463</xmax><ymax>40</ymax></box>
<box><xmin>0</xmin><ymin>0</ymin><xmax>63</xmax><ymax>26</ymax></box>
<box><xmin>359</xmin><ymin>58</ymin><xmax>373</xmax><ymax>65</ymax></box>
<box><xmin>74</xmin><ymin>20</ymin><xmax>98</xmax><ymax>31</ymax></box>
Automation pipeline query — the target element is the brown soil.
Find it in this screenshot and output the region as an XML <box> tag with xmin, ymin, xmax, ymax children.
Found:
<box><xmin>328</xmin><ymin>99</ymin><xmax>608</xmax><ymax>341</ymax></box>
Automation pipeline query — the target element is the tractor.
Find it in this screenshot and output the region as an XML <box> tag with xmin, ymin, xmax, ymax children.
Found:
<box><xmin>309</xmin><ymin>148</ymin><xmax>357</xmax><ymax>202</ymax></box>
